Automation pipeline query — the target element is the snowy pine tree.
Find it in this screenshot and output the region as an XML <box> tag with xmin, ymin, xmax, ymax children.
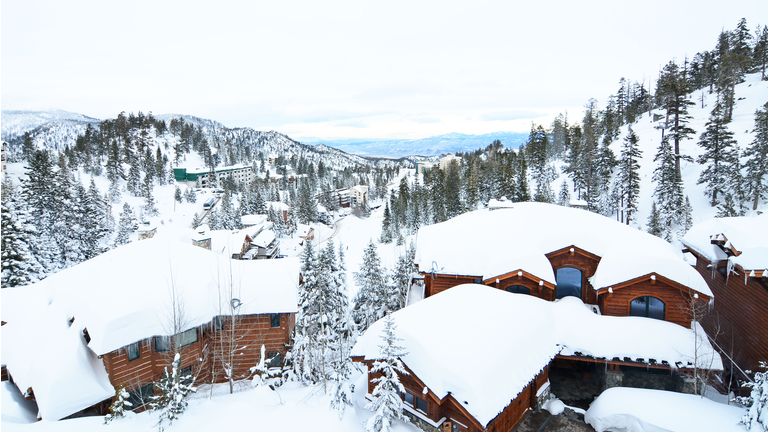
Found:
<box><xmin>150</xmin><ymin>353</ymin><xmax>195</xmax><ymax>429</ymax></box>
<box><xmin>1</xmin><ymin>179</ymin><xmax>43</xmax><ymax>287</ymax></box>
<box><xmin>557</xmin><ymin>179</ymin><xmax>571</xmax><ymax>207</ymax></box>
<box><xmin>652</xmin><ymin>135</ymin><xmax>686</xmax><ymax>240</ymax></box>
<box><xmin>697</xmin><ymin>99</ymin><xmax>740</xmax><ymax>206</ymax></box>
<box><xmin>646</xmin><ymin>201</ymin><xmax>664</xmax><ymax>238</ymax></box>
<box><xmin>364</xmin><ymin>313</ymin><xmax>409</xmax><ymax>432</ymax></box>
<box><xmin>104</xmin><ymin>384</ymin><xmax>133</xmax><ymax>424</ymax></box>
<box><xmin>614</xmin><ymin>126</ymin><xmax>642</xmax><ymax>224</ymax></box>
<box><xmin>389</xmin><ymin>245</ymin><xmax>415</xmax><ymax>313</ymax></box>
<box><xmin>745</xmin><ymin>102</ymin><xmax>768</xmax><ymax>210</ymax></box>
<box><xmin>114</xmin><ymin>203</ymin><xmax>136</xmax><ymax>248</ymax></box>
<box><xmin>738</xmin><ymin>361</ymin><xmax>768</xmax><ymax>432</ymax></box>
<box><xmin>352</xmin><ymin>240</ymin><xmax>389</xmax><ymax>333</ymax></box>
<box><xmin>184</xmin><ymin>187</ymin><xmax>197</xmax><ymax>203</ymax></box>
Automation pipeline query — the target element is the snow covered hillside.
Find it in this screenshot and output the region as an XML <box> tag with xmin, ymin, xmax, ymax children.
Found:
<box><xmin>1</xmin><ymin>109</ymin><xmax>101</xmax><ymax>153</ymax></box>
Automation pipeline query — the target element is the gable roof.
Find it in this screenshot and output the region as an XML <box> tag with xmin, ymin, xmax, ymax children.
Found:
<box><xmin>351</xmin><ymin>285</ymin><xmax>722</xmax><ymax>428</ymax></box>
<box><xmin>415</xmin><ymin>203</ymin><xmax>712</xmax><ymax>297</ymax></box>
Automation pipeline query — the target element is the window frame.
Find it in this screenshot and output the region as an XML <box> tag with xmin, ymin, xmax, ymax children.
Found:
<box><xmin>270</xmin><ymin>313</ymin><xmax>281</xmax><ymax>328</ymax></box>
<box><xmin>629</xmin><ymin>296</ymin><xmax>666</xmax><ymax>320</ymax></box>
<box><xmin>127</xmin><ymin>342</ymin><xmax>140</xmax><ymax>361</ymax></box>
<box><xmin>174</xmin><ymin>328</ymin><xmax>199</xmax><ymax>349</ymax></box>
<box><xmin>555</xmin><ymin>267</ymin><xmax>583</xmax><ymax>300</ymax></box>
<box><xmin>154</xmin><ymin>336</ymin><xmax>170</xmax><ymax>353</ymax></box>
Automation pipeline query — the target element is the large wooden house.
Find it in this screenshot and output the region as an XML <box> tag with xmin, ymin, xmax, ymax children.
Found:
<box><xmin>0</xmin><ymin>232</ymin><xmax>300</xmax><ymax>420</ymax></box>
<box><xmin>682</xmin><ymin>214</ymin><xmax>768</xmax><ymax>384</ymax></box>
<box><xmin>352</xmin><ymin>285</ymin><xmax>721</xmax><ymax>432</ymax></box>
<box><xmin>415</xmin><ymin>202</ymin><xmax>713</xmax><ymax>328</ymax></box>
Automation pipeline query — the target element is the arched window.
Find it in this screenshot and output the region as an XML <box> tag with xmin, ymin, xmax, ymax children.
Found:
<box><xmin>506</xmin><ymin>285</ymin><xmax>531</xmax><ymax>295</ymax></box>
<box><xmin>556</xmin><ymin>267</ymin><xmax>582</xmax><ymax>299</ymax></box>
<box><xmin>630</xmin><ymin>296</ymin><xmax>665</xmax><ymax>320</ymax></box>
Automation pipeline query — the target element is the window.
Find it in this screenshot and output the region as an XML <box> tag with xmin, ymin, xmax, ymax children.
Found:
<box><xmin>214</xmin><ymin>316</ymin><xmax>224</xmax><ymax>331</ymax></box>
<box><xmin>174</xmin><ymin>328</ymin><xmax>198</xmax><ymax>348</ymax></box>
<box><xmin>154</xmin><ymin>336</ymin><xmax>170</xmax><ymax>353</ymax></box>
<box><xmin>128</xmin><ymin>342</ymin><xmax>140</xmax><ymax>361</ymax></box>
<box><xmin>506</xmin><ymin>285</ymin><xmax>531</xmax><ymax>295</ymax></box>
<box><xmin>267</xmin><ymin>352</ymin><xmax>282</xmax><ymax>368</ymax></box>
<box><xmin>556</xmin><ymin>267</ymin><xmax>583</xmax><ymax>299</ymax></box>
<box><xmin>270</xmin><ymin>313</ymin><xmax>281</xmax><ymax>328</ymax></box>
<box><xmin>415</xmin><ymin>396</ymin><xmax>428</xmax><ymax>413</ymax></box>
<box><xmin>630</xmin><ymin>296</ymin><xmax>665</xmax><ymax>320</ymax></box>
<box><xmin>126</xmin><ymin>384</ymin><xmax>154</xmax><ymax>409</ymax></box>
<box><xmin>403</xmin><ymin>392</ymin><xmax>415</xmax><ymax>406</ymax></box>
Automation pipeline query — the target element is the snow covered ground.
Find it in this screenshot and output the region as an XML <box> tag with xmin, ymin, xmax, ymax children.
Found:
<box><xmin>585</xmin><ymin>387</ymin><xmax>745</xmax><ymax>432</ymax></box>
<box><xmin>1</xmin><ymin>372</ymin><xmax>419</xmax><ymax>432</ymax></box>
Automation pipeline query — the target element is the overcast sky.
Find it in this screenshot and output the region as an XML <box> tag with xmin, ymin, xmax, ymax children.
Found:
<box><xmin>2</xmin><ymin>1</ymin><xmax>766</xmax><ymax>140</ymax></box>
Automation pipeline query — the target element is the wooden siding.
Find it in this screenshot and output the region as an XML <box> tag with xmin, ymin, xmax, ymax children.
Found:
<box><xmin>546</xmin><ymin>246</ymin><xmax>601</xmax><ymax>304</ymax></box>
<box><xmin>203</xmin><ymin>313</ymin><xmax>294</xmax><ymax>384</ymax></box>
<box><xmin>423</xmin><ymin>274</ymin><xmax>481</xmax><ymax>297</ymax></box>
<box><xmin>103</xmin><ymin>312</ymin><xmax>294</xmax><ymax>395</ymax></box>
<box><xmin>599</xmin><ymin>276</ymin><xmax>700</xmax><ymax>328</ymax></box>
<box><xmin>692</xmin><ymin>253</ymin><xmax>768</xmax><ymax>381</ymax></box>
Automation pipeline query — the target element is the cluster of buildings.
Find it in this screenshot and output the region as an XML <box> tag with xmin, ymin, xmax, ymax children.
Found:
<box><xmin>1</xmin><ymin>201</ymin><xmax>765</xmax><ymax>431</ymax></box>
<box><xmin>173</xmin><ymin>165</ymin><xmax>256</xmax><ymax>188</ymax></box>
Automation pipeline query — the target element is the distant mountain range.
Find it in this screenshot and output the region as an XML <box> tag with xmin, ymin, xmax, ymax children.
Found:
<box><xmin>1</xmin><ymin>109</ymin><xmax>528</xmax><ymax>159</ymax></box>
<box><xmin>299</xmin><ymin>131</ymin><xmax>528</xmax><ymax>157</ymax></box>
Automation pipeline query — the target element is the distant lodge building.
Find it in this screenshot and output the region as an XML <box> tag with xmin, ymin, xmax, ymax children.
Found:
<box><xmin>1</xmin><ymin>234</ymin><xmax>300</xmax><ymax>420</ymax></box>
<box><xmin>174</xmin><ymin>164</ymin><xmax>255</xmax><ymax>188</ymax></box>
<box><xmin>682</xmin><ymin>214</ymin><xmax>768</xmax><ymax>385</ymax></box>
<box><xmin>321</xmin><ymin>186</ymin><xmax>369</xmax><ymax>209</ymax></box>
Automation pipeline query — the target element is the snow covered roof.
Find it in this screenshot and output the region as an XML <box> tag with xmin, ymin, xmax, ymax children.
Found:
<box><xmin>351</xmin><ymin>285</ymin><xmax>721</xmax><ymax>428</ymax></box>
<box><xmin>252</xmin><ymin>230</ymin><xmax>276</xmax><ymax>248</ymax></box>
<box><xmin>241</xmin><ymin>214</ymin><xmax>268</xmax><ymax>227</ymax></box>
<box><xmin>266</xmin><ymin>201</ymin><xmax>289</xmax><ymax>211</ymax></box>
<box><xmin>1</xmin><ymin>231</ymin><xmax>299</xmax><ymax>419</ymax></box>
<box><xmin>682</xmin><ymin>214</ymin><xmax>768</xmax><ymax>272</ymax></box>
<box><xmin>416</xmin><ymin>203</ymin><xmax>711</xmax><ymax>297</ymax></box>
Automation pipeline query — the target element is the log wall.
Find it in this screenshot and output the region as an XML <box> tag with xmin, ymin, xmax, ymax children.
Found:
<box><xmin>546</xmin><ymin>246</ymin><xmax>601</xmax><ymax>304</ymax></box>
<box><xmin>601</xmin><ymin>278</ymin><xmax>698</xmax><ymax>328</ymax></box>
<box><xmin>693</xmin><ymin>254</ymin><xmax>768</xmax><ymax>381</ymax></box>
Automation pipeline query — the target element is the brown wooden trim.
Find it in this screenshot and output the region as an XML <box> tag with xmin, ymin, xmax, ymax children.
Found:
<box><xmin>482</xmin><ymin>269</ymin><xmax>556</xmax><ymax>290</ymax></box>
<box><xmin>545</xmin><ymin>245</ymin><xmax>601</xmax><ymax>262</ymax></box>
<box><xmin>555</xmin><ymin>354</ymin><xmax>675</xmax><ymax>370</ymax></box>
<box><xmin>595</xmin><ymin>272</ymin><xmax>711</xmax><ymax>302</ymax></box>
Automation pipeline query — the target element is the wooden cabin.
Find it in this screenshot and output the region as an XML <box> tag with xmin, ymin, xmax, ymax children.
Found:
<box><xmin>0</xmin><ymin>235</ymin><xmax>300</xmax><ymax>420</ymax></box>
<box><xmin>682</xmin><ymin>215</ymin><xmax>768</xmax><ymax>384</ymax></box>
<box><xmin>351</xmin><ymin>285</ymin><xmax>721</xmax><ymax>432</ymax></box>
<box><xmin>416</xmin><ymin>203</ymin><xmax>713</xmax><ymax>329</ymax></box>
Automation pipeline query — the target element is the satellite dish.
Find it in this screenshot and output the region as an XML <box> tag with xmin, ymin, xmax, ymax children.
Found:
<box><xmin>231</xmin><ymin>298</ymin><xmax>242</xmax><ymax>309</ymax></box>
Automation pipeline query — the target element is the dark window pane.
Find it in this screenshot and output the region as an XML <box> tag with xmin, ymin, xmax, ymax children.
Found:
<box><xmin>416</xmin><ymin>396</ymin><xmax>428</xmax><ymax>413</ymax></box>
<box><xmin>630</xmin><ymin>296</ymin><xmax>665</xmax><ymax>320</ymax></box>
<box><xmin>648</xmin><ymin>297</ymin><xmax>665</xmax><ymax>320</ymax></box>
<box><xmin>128</xmin><ymin>342</ymin><xmax>140</xmax><ymax>361</ymax></box>
<box><xmin>267</xmin><ymin>352</ymin><xmax>282</xmax><ymax>368</ymax></box>
<box><xmin>174</xmin><ymin>328</ymin><xmax>198</xmax><ymax>348</ymax></box>
<box><xmin>629</xmin><ymin>297</ymin><xmax>647</xmax><ymax>317</ymax></box>
<box><xmin>270</xmin><ymin>313</ymin><xmax>280</xmax><ymax>328</ymax></box>
<box><xmin>154</xmin><ymin>336</ymin><xmax>170</xmax><ymax>353</ymax></box>
<box><xmin>127</xmin><ymin>383</ymin><xmax>154</xmax><ymax>409</ymax></box>
<box><xmin>506</xmin><ymin>285</ymin><xmax>531</xmax><ymax>295</ymax></box>
<box><xmin>404</xmin><ymin>392</ymin><xmax>414</xmax><ymax>406</ymax></box>
<box><xmin>556</xmin><ymin>268</ymin><xmax>582</xmax><ymax>299</ymax></box>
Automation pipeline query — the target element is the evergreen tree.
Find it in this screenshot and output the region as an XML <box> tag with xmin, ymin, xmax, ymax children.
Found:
<box><xmin>114</xmin><ymin>203</ymin><xmax>136</xmax><ymax>248</ymax></box>
<box><xmin>364</xmin><ymin>313</ymin><xmax>409</xmax><ymax>432</ymax></box>
<box><xmin>21</xmin><ymin>132</ymin><xmax>35</xmax><ymax>161</ymax></box>
<box><xmin>697</xmin><ymin>99</ymin><xmax>739</xmax><ymax>206</ymax></box>
<box><xmin>557</xmin><ymin>179</ymin><xmax>571</xmax><ymax>207</ymax></box>
<box><xmin>745</xmin><ymin>102</ymin><xmax>768</xmax><ymax>210</ymax></box>
<box><xmin>150</xmin><ymin>353</ymin><xmax>195</xmax><ymax>428</ymax></box>
<box><xmin>515</xmin><ymin>149</ymin><xmax>531</xmax><ymax>202</ymax></box>
<box><xmin>737</xmin><ymin>361</ymin><xmax>767</xmax><ymax>432</ymax></box>
<box><xmin>127</xmin><ymin>163</ymin><xmax>142</xmax><ymax>196</ymax></box>
<box><xmin>652</xmin><ymin>135</ymin><xmax>685</xmax><ymax>239</ymax></box>
<box><xmin>1</xmin><ymin>179</ymin><xmax>43</xmax><ymax>287</ymax></box>
<box><xmin>646</xmin><ymin>202</ymin><xmax>664</xmax><ymax>238</ymax></box>
<box><xmin>82</xmin><ymin>178</ymin><xmax>109</xmax><ymax>259</ymax></box>
<box><xmin>389</xmin><ymin>245</ymin><xmax>415</xmax><ymax>313</ymax></box>
<box><xmin>352</xmin><ymin>240</ymin><xmax>389</xmax><ymax>332</ymax></box>
<box><xmin>615</xmin><ymin>127</ymin><xmax>642</xmax><ymax>224</ymax></box>
<box><xmin>656</xmin><ymin>61</ymin><xmax>696</xmax><ymax>178</ymax></box>
<box><xmin>380</xmin><ymin>203</ymin><xmax>393</xmax><ymax>244</ymax></box>
<box><xmin>190</xmin><ymin>212</ymin><xmax>202</xmax><ymax>230</ymax></box>
<box><xmin>293</xmin><ymin>239</ymin><xmax>321</xmax><ymax>384</ymax></box>
<box><xmin>104</xmin><ymin>384</ymin><xmax>133</xmax><ymax>424</ymax></box>
<box><xmin>174</xmin><ymin>185</ymin><xmax>183</xmax><ymax>203</ymax></box>
<box><xmin>143</xmin><ymin>175</ymin><xmax>159</xmax><ymax>216</ymax></box>
<box><xmin>184</xmin><ymin>187</ymin><xmax>197</xmax><ymax>203</ymax></box>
